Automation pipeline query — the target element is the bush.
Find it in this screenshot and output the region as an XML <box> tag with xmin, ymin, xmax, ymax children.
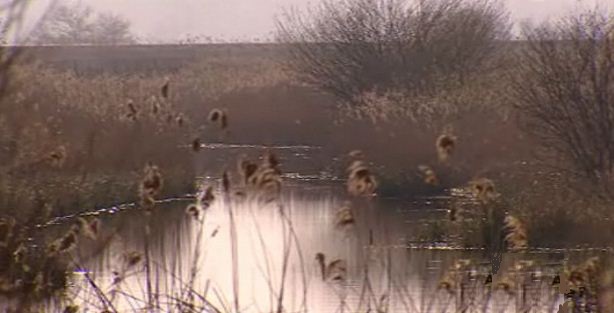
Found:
<box><xmin>277</xmin><ymin>0</ymin><xmax>510</xmax><ymax>104</ymax></box>
<box><xmin>512</xmin><ymin>9</ymin><xmax>614</xmax><ymax>188</ymax></box>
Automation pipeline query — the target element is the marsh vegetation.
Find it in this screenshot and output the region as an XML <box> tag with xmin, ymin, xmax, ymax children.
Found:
<box><xmin>1</xmin><ymin>0</ymin><xmax>614</xmax><ymax>312</ymax></box>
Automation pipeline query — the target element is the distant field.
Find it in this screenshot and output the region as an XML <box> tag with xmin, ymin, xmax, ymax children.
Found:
<box><xmin>20</xmin><ymin>43</ymin><xmax>285</xmax><ymax>74</ymax></box>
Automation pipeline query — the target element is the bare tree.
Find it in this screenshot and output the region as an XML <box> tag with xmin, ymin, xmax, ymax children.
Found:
<box><xmin>0</xmin><ymin>1</ymin><xmax>29</xmax><ymax>96</ymax></box>
<box><xmin>512</xmin><ymin>9</ymin><xmax>614</xmax><ymax>186</ymax></box>
<box><xmin>276</xmin><ymin>0</ymin><xmax>510</xmax><ymax>104</ymax></box>
<box><xmin>30</xmin><ymin>1</ymin><xmax>135</xmax><ymax>45</ymax></box>
<box><xmin>91</xmin><ymin>12</ymin><xmax>135</xmax><ymax>45</ymax></box>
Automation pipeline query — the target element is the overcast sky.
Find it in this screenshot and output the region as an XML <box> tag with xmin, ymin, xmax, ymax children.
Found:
<box><xmin>13</xmin><ymin>0</ymin><xmax>614</xmax><ymax>43</ymax></box>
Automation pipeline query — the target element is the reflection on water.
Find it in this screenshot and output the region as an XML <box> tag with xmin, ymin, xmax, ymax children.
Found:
<box><xmin>62</xmin><ymin>182</ymin><xmax>578</xmax><ymax>313</ymax></box>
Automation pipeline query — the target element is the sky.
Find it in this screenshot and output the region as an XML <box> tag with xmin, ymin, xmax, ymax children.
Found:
<box><xmin>9</xmin><ymin>0</ymin><xmax>614</xmax><ymax>43</ymax></box>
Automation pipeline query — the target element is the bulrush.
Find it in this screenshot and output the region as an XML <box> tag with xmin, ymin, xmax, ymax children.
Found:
<box><xmin>139</xmin><ymin>164</ymin><xmax>163</xmax><ymax>211</ymax></box>
<box><xmin>346</xmin><ymin>160</ymin><xmax>377</xmax><ymax>196</ymax></box>
<box><xmin>315</xmin><ymin>253</ymin><xmax>347</xmax><ymax>282</ymax></box>
<box><xmin>503</xmin><ymin>215</ymin><xmax>528</xmax><ymax>252</ymax></box>
<box><xmin>418</xmin><ymin>165</ymin><xmax>439</xmax><ymax>186</ymax></box>
<box><xmin>436</xmin><ymin>133</ymin><xmax>457</xmax><ymax>163</ymax></box>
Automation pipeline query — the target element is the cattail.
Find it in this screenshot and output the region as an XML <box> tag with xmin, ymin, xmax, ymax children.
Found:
<box><xmin>436</xmin><ymin>133</ymin><xmax>457</xmax><ymax>162</ymax></box>
<box><xmin>161</xmin><ymin>78</ymin><xmax>170</xmax><ymax>99</ymax></box>
<box><xmin>334</xmin><ymin>203</ymin><xmax>355</xmax><ymax>230</ymax></box>
<box><xmin>503</xmin><ymin>215</ymin><xmax>528</xmax><ymax>252</ymax></box>
<box><xmin>469</xmin><ymin>177</ymin><xmax>498</xmax><ymax>203</ymax></box>
<box><xmin>418</xmin><ymin>165</ymin><xmax>439</xmax><ymax>186</ymax></box>
<box><xmin>192</xmin><ymin>138</ymin><xmax>201</xmax><ymax>152</ymax></box>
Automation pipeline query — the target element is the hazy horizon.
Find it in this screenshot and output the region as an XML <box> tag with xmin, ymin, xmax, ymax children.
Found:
<box><xmin>7</xmin><ymin>0</ymin><xmax>614</xmax><ymax>44</ymax></box>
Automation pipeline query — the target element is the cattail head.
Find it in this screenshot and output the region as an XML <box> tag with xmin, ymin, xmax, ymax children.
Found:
<box><xmin>197</xmin><ymin>185</ymin><xmax>215</xmax><ymax>209</ymax></box>
<box><xmin>436</xmin><ymin>133</ymin><xmax>457</xmax><ymax>163</ymax></box>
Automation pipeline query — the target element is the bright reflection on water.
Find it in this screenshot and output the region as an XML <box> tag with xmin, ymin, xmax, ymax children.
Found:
<box><xmin>64</xmin><ymin>181</ymin><xmax>573</xmax><ymax>313</ymax></box>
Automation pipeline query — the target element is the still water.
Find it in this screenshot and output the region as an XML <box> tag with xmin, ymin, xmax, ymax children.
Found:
<box><xmin>55</xmin><ymin>145</ymin><xmax>580</xmax><ymax>312</ymax></box>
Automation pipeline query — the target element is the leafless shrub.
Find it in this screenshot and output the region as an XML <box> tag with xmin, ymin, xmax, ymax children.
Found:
<box><xmin>277</xmin><ymin>0</ymin><xmax>510</xmax><ymax>104</ymax></box>
<box><xmin>512</xmin><ymin>9</ymin><xmax>614</xmax><ymax>187</ymax></box>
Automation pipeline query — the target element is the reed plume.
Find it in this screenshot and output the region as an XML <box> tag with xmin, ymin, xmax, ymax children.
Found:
<box><xmin>208</xmin><ymin>108</ymin><xmax>228</xmax><ymax>130</ymax></box>
<box><xmin>334</xmin><ymin>202</ymin><xmax>355</xmax><ymax>230</ymax></box>
<box><xmin>139</xmin><ymin>163</ymin><xmax>163</xmax><ymax>211</ymax></box>
<box><xmin>469</xmin><ymin>177</ymin><xmax>498</xmax><ymax>203</ymax></box>
<box><xmin>503</xmin><ymin>215</ymin><xmax>528</xmax><ymax>252</ymax></box>
<box><xmin>436</xmin><ymin>133</ymin><xmax>457</xmax><ymax>163</ymax></box>
<box><xmin>346</xmin><ymin>159</ymin><xmax>377</xmax><ymax>196</ymax></box>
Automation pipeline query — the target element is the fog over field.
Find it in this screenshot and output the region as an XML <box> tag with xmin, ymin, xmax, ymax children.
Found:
<box><xmin>13</xmin><ymin>0</ymin><xmax>613</xmax><ymax>43</ymax></box>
